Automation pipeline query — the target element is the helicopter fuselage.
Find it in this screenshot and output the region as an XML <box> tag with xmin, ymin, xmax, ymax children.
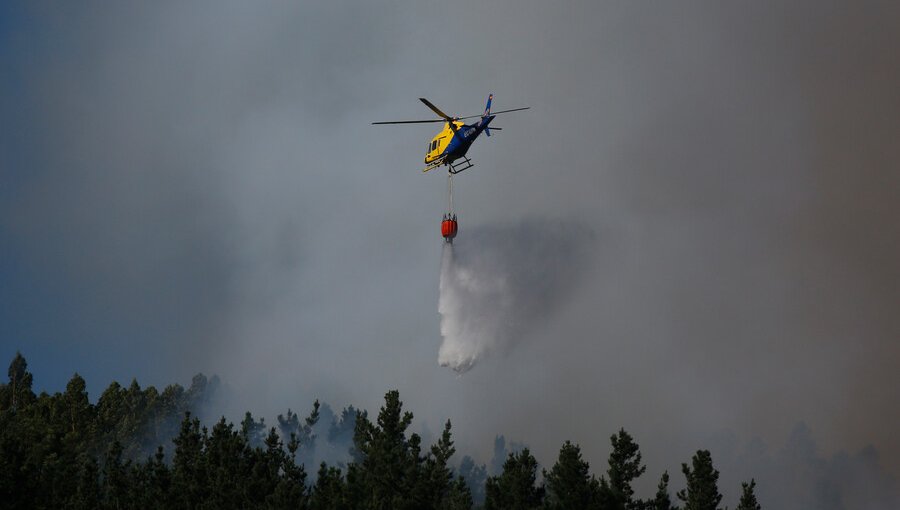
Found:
<box><xmin>424</xmin><ymin>115</ymin><xmax>495</xmax><ymax>167</ymax></box>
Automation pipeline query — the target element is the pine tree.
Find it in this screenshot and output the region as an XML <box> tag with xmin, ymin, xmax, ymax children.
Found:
<box><xmin>400</xmin><ymin>429</ymin><xmax>425</xmax><ymax>509</ymax></box>
<box><xmin>205</xmin><ymin>417</ymin><xmax>246</xmax><ymax>509</ymax></box>
<box><xmin>648</xmin><ymin>471</ymin><xmax>674</xmax><ymax>510</ymax></box>
<box><xmin>144</xmin><ymin>446</ymin><xmax>171</xmax><ymax>509</ymax></box>
<box><xmin>457</xmin><ymin>456</ymin><xmax>487</xmax><ymax>505</ymax></box>
<box><xmin>95</xmin><ymin>381</ymin><xmax>125</xmax><ymax>443</ymax></box>
<box><xmin>310</xmin><ymin>463</ymin><xmax>348</xmax><ymax>510</ymax></box>
<box><xmin>422</xmin><ymin>420</ymin><xmax>456</xmax><ymax>508</ymax></box>
<box><xmin>277</xmin><ymin>409</ymin><xmax>301</xmax><ymax>442</ymax></box>
<box><xmin>607</xmin><ymin>429</ymin><xmax>646</xmax><ymax>510</ymax></box>
<box><xmin>101</xmin><ymin>441</ymin><xmax>131</xmax><ymax>509</ymax></box>
<box><xmin>120</xmin><ymin>379</ymin><xmax>148</xmax><ymax>457</ymax></box>
<box><xmin>440</xmin><ymin>476</ymin><xmax>473</xmax><ymax>510</ymax></box>
<box><xmin>267</xmin><ymin>426</ymin><xmax>309</xmax><ymax>509</ymax></box>
<box><xmin>677</xmin><ymin>450</ymin><xmax>723</xmax><ymax>510</ymax></box>
<box><xmin>349</xmin><ymin>389</ymin><xmax>423</xmax><ymax>509</ymax></box>
<box><xmin>0</xmin><ymin>416</ymin><xmax>24</xmax><ymax>506</ymax></box>
<box><xmin>186</xmin><ymin>373</ymin><xmax>209</xmax><ymax>409</ymax></box>
<box><xmin>0</xmin><ymin>353</ymin><xmax>767</xmax><ymax>509</ymax></box>
<box><xmin>544</xmin><ymin>441</ymin><xmax>595</xmax><ymax>510</ymax></box>
<box><xmin>298</xmin><ymin>399</ymin><xmax>322</xmax><ymax>467</ymax></box>
<box><xmin>245</xmin><ymin>427</ymin><xmax>284</xmax><ymax>506</ymax></box>
<box><xmin>63</xmin><ymin>373</ymin><xmax>93</xmax><ymax>440</ymax></box>
<box><xmin>594</xmin><ymin>476</ymin><xmax>616</xmax><ymax>510</ymax></box>
<box><xmin>241</xmin><ymin>411</ymin><xmax>267</xmax><ymax>448</ymax></box>
<box><xmin>159</xmin><ymin>382</ymin><xmax>187</xmax><ymax>443</ymax></box>
<box><xmin>171</xmin><ymin>412</ymin><xmax>208</xmax><ymax>508</ymax></box>
<box><xmin>71</xmin><ymin>454</ymin><xmax>101</xmax><ymax>510</ymax></box>
<box><xmin>329</xmin><ymin>406</ymin><xmax>359</xmax><ymax>447</ymax></box>
<box><xmin>483</xmin><ymin>448</ymin><xmax>544</xmax><ymax>510</ymax></box>
<box><xmin>4</xmin><ymin>352</ymin><xmax>35</xmax><ymax>411</ymax></box>
<box><xmin>736</xmin><ymin>479</ymin><xmax>761</xmax><ymax>510</ymax></box>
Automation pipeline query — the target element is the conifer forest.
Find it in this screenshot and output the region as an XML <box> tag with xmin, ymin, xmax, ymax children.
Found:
<box><xmin>1</xmin><ymin>352</ymin><xmax>761</xmax><ymax>510</ymax></box>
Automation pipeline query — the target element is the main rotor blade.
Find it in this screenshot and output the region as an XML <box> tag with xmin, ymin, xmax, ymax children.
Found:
<box><xmin>419</xmin><ymin>98</ymin><xmax>454</xmax><ymax>121</ymax></box>
<box><xmin>490</xmin><ymin>106</ymin><xmax>530</xmax><ymax>115</ymax></box>
<box><xmin>455</xmin><ymin>106</ymin><xmax>531</xmax><ymax>120</ymax></box>
<box><xmin>372</xmin><ymin>119</ymin><xmax>446</xmax><ymax>125</ymax></box>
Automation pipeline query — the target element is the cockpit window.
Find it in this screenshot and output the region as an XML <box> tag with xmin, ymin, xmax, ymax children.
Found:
<box><xmin>431</xmin><ymin>140</ymin><xmax>437</xmax><ymax>151</ymax></box>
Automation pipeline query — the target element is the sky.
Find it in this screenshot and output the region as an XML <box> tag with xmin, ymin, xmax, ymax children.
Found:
<box><xmin>2</xmin><ymin>1</ymin><xmax>899</xmax><ymax>507</ymax></box>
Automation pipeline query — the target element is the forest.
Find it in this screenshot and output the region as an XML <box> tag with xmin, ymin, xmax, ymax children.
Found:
<box><xmin>0</xmin><ymin>352</ymin><xmax>761</xmax><ymax>509</ymax></box>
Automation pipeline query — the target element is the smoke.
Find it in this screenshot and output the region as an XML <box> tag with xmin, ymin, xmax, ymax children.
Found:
<box><xmin>437</xmin><ymin>219</ymin><xmax>592</xmax><ymax>372</ymax></box>
<box><xmin>705</xmin><ymin>423</ymin><xmax>900</xmax><ymax>510</ymax></box>
<box><xmin>3</xmin><ymin>0</ymin><xmax>900</xmax><ymax>499</ymax></box>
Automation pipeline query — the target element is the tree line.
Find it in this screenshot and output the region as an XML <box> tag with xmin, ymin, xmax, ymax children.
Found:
<box><xmin>0</xmin><ymin>352</ymin><xmax>761</xmax><ymax>509</ymax></box>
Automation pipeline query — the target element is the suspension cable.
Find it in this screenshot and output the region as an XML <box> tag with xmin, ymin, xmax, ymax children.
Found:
<box><xmin>448</xmin><ymin>172</ymin><xmax>453</xmax><ymax>215</ymax></box>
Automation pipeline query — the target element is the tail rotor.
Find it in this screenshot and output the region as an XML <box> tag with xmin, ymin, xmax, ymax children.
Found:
<box><xmin>483</xmin><ymin>94</ymin><xmax>493</xmax><ymax>136</ymax></box>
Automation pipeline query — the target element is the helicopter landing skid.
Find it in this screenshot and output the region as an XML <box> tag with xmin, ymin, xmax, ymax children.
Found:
<box><xmin>423</xmin><ymin>159</ymin><xmax>445</xmax><ymax>173</ymax></box>
<box><xmin>448</xmin><ymin>157</ymin><xmax>474</xmax><ymax>174</ymax></box>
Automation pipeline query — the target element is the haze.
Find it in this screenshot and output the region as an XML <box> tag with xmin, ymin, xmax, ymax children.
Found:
<box><xmin>2</xmin><ymin>2</ymin><xmax>898</xmax><ymax>507</ymax></box>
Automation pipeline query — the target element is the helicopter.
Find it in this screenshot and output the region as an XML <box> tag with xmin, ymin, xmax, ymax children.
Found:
<box><xmin>373</xmin><ymin>94</ymin><xmax>529</xmax><ymax>243</ymax></box>
<box><xmin>372</xmin><ymin>94</ymin><xmax>529</xmax><ymax>174</ymax></box>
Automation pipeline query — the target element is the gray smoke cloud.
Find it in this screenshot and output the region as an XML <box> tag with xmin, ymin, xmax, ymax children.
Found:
<box><xmin>708</xmin><ymin>423</ymin><xmax>900</xmax><ymax>510</ymax></box>
<box><xmin>2</xmin><ymin>2</ymin><xmax>899</xmax><ymax>508</ymax></box>
<box><xmin>438</xmin><ymin>220</ymin><xmax>592</xmax><ymax>372</ymax></box>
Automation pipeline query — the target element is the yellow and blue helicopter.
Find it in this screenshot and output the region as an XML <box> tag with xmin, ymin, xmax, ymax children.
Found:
<box><xmin>373</xmin><ymin>94</ymin><xmax>529</xmax><ymax>174</ymax></box>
